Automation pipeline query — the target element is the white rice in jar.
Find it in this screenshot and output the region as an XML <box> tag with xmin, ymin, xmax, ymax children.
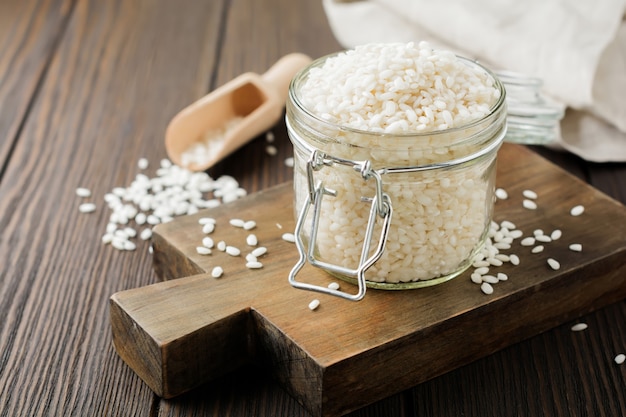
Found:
<box><xmin>286</xmin><ymin>41</ymin><xmax>506</xmax><ymax>288</ymax></box>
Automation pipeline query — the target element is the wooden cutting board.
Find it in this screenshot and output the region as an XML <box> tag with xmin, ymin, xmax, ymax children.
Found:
<box><xmin>110</xmin><ymin>143</ymin><xmax>626</xmax><ymax>417</ymax></box>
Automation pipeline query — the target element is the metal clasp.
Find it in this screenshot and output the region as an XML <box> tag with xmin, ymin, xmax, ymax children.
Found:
<box><xmin>288</xmin><ymin>150</ymin><xmax>393</xmax><ymax>301</ymax></box>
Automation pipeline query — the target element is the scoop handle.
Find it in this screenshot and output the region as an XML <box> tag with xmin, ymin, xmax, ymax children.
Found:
<box><xmin>261</xmin><ymin>53</ymin><xmax>312</xmax><ymax>102</ymax></box>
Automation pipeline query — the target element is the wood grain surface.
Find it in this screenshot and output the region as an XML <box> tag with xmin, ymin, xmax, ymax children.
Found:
<box><xmin>0</xmin><ymin>0</ymin><xmax>625</xmax><ymax>416</ymax></box>
<box><xmin>110</xmin><ymin>143</ymin><xmax>626</xmax><ymax>416</ymax></box>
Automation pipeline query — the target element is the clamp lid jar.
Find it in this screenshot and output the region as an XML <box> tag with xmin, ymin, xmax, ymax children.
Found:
<box><xmin>286</xmin><ymin>42</ymin><xmax>507</xmax><ymax>300</ymax></box>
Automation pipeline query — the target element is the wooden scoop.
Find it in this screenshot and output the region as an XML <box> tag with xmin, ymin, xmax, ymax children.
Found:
<box><xmin>165</xmin><ymin>53</ymin><xmax>312</xmax><ymax>171</ymax></box>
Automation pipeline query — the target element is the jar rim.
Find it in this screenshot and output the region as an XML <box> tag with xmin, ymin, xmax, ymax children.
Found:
<box><xmin>288</xmin><ymin>50</ymin><xmax>507</xmax><ymax>143</ymax></box>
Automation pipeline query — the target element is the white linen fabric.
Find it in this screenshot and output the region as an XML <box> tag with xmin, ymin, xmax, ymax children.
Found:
<box><xmin>322</xmin><ymin>0</ymin><xmax>626</xmax><ymax>162</ymax></box>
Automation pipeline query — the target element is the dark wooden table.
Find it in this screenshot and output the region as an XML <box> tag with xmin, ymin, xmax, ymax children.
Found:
<box><xmin>1</xmin><ymin>0</ymin><xmax>625</xmax><ymax>416</ymax></box>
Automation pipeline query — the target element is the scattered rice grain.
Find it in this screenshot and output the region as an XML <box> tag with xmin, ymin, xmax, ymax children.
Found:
<box><xmin>251</xmin><ymin>246</ymin><xmax>267</xmax><ymax>257</ymax></box>
<box><xmin>211</xmin><ymin>266</ymin><xmax>223</xmax><ymax>278</ymax></box>
<box><xmin>570</xmin><ymin>205</ymin><xmax>585</xmax><ymax>216</ymax></box>
<box><xmin>196</xmin><ymin>246</ymin><xmax>211</xmax><ymax>255</ymax></box>
<box><xmin>266</xmin><ymin>145</ymin><xmax>278</xmax><ymax>156</ymax></box>
<box><xmin>495</xmin><ymin>188</ymin><xmax>508</xmax><ymax>200</ymax></box>
<box><xmin>480</xmin><ymin>282</ymin><xmax>494</xmax><ymax>295</ymax></box>
<box><xmin>226</xmin><ymin>245</ymin><xmax>241</xmax><ymax>256</ymax></box>
<box><xmin>246</xmin><ymin>234</ymin><xmax>258</xmax><ymax>246</ymax></box>
<box><xmin>76</xmin><ymin>187</ymin><xmax>92</xmax><ymax>197</ymax></box>
<box><xmin>282</xmin><ymin>233</ymin><xmax>296</xmax><ymax>243</ymax></box>
<box><xmin>571</xmin><ymin>323</ymin><xmax>588</xmax><ymax>332</ymax></box>
<box><xmin>246</xmin><ymin>261</ymin><xmax>263</xmax><ymax>269</ymax></box>
<box><xmin>531</xmin><ymin>245</ymin><xmax>544</xmax><ymax>253</ymax></box>
<box><xmin>522</xmin><ymin>189</ymin><xmax>538</xmax><ymax>199</ymax></box>
<box><xmin>308</xmin><ymin>299</ymin><xmax>320</xmax><ymax>310</ymax></box>
<box><xmin>523</xmin><ymin>199</ymin><xmax>537</xmax><ymax>210</ymax></box>
<box><xmin>79</xmin><ymin>203</ymin><xmax>96</xmax><ymax>213</ymax></box>
<box><xmin>615</xmin><ymin>354</ymin><xmax>626</xmax><ymax>365</ymax></box>
<box><xmin>328</xmin><ymin>282</ymin><xmax>340</xmax><ymax>290</ymax></box>
<box><xmin>140</xmin><ymin>228</ymin><xmax>152</xmax><ymax>241</ymax></box>
<box><xmin>547</xmin><ymin>258</ymin><xmax>560</xmax><ymax>270</ymax></box>
<box><xmin>569</xmin><ymin>243</ymin><xmax>582</xmax><ymax>252</ymax></box>
<box><xmin>229</xmin><ymin>218</ymin><xmax>245</xmax><ymax>228</ymax></box>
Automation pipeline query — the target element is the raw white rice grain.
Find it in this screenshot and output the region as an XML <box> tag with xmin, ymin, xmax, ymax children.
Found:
<box><xmin>251</xmin><ymin>246</ymin><xmax>267</xmax><ymax>257</ymax></box>
<box><xmin>536</xmin><ymin>234</ymin><xmax>552</xmax><ymax>243</ymax></box>
<box><xmin>328</xmin><ymin>282</ymin><xmax>340</xmax><ymax>290</ymax></box>
<box><xmin>471</xmin><ymin>273</ymin><xmax>483</xmax><ymax>284</ymax></box>
<box><xmin>482</xmin><ymin>275</ymin><xmax>499</xmax><ymax>284</ymax></box>
<box><xmin>550</xmin><ymin>229</ymin><xmax>562</xmax><ymax>240</ymax></box>
<box><xmin>488</xmin><ymin>258</ymin><xmax>503</xmax><ymax>267</ymax></box>
<box><xmin>308</xmin><ymin>299</ymin><xmax>320</xmax><ymax>310</ymax></box>
<box><xmin>475</xmin><ymin>266</ymin><xmax>490</xmax><ymax>275</ymax></box>
<box><xmin>147</xmin><ymin>215</ymin><xmax>160</xmax><ymax>225</ymax></box>
<box><xmin>523</xmin><ymin>199</ymin><xmax>537</xmax><ymax>210</ymax></box>
<box><xmin>497</xmin><ymin>272</ymin><xmax>508</xmax><ymax>281</ymax></box>
<box><xmin>246</xmin><ymin>234</ymin><xmax>258</xmax><ymax>246</ymax></box>
<box><xmin>229</xmin><ymin>218</ymin><xmax>245</xmax><ymax>228</ymax></box>
<box><xmin>495</xmin><ymin>188</ymin><xmax>508</xmax><ymax>200</ymax></box>
<box><xmin>569</xmin><ymin>243</ymin><xmax>583</xmax><ymax>252</ymax></box>
<box><xmin>135</xmin><ymin>212</ymin><xmax>147</xmax><ymax>225</ymax></box>
<box><xmin>284</xmin><ymin>157</ymin><xmax>294</xmax><ymax>167</ymax></box>
<box><xmin>571</xmin><ymin>323</ymin><xmax>588</xmax><ymax>332</ymax></box>
<box><xmin>226</xmin><ymin>245</ymin><xmax>241</xmax><ymax>256</ymax></box>
<box><xmin>102</xmin><ymin>234</ymin><xmax>113</xmax><ymax>244</ymax></box>
<box><xmin>481</xmin><ymin>282</ymin><xmax>494</xmax><ymax>295</ymax></box>
<box><xmin>282</xmin><ymin>233</ymin><xmax>296</xmax><ymax>243</ymax></box>
<box><xmin>570</xmin><ymin>205</ymin><xmax>585</xmax><ymax>216</ymax></box>
<box><xmin>243</xmin><ymin>220</ymin><xmax>256</xmax><ymax>230</ymax></box>
<box><xmin>198</xmin><ymin>217</ymin><xmax>216</xmax><ymax>225</ymax></box>
<box><xmin>614</xmin><ymin>354</ymin><xmax>625</xmax><ymax>365</ymax></box>
<box><xmin>211</xmin><ymin>266</ymin><xmax>223</xmax><ymax>278</ymax></box>
<box><xmin>123</xmin><ymin>240</ymin><xmax>137</xmax><ymax>251</ymax></box>
<box><xmin>531</xmin><ymin>245</ymin><xmax>544</xmax><ymax>254</ymax></box>
<box><xmin>500</xmin><ymin>220</ymin><xmax>516</xmax><ymax>230</ymax></box>
<box><xmin>473</xmin><ymin>260</ymin><xmax>490</xmax><ymax>268</ymax></box>
<box><xmin>246</xmin><ymin>261</ymin><xmax>263</xmax><ymax>269</ymax></box>
<box><xmin>521</xmin><ymin>237</ymin><xmax>536</xmax><ymax>246</ymax></box>
<box><xmin>266</xmin><ymin>145</ymin><xmax>278</xmax><ymax>156</ymax></box>
<box><xmin>509</xmin><ymin>254</ymin><xmax>520</xmax><ymax>265</ymax></box>
<box><xmin>112</xmin><ymin>238</ymin><xmax>126</xmax><ymax>251</ymax></box>
<box><xmin>76</xmin><ymin>187</ymin><xmax>92</xmax><ymax>197</ymax></box>
<box><xmin>202</xmin><ymin>222</ymin><xmax>215</xmax><ymax>234</ymax></box>
<box><xmin>547</xmin><ymin>258</ymin><xmax>561</xmax><ymax>270</ymax></box>
<box><xmin>196</xmin><ymin>246</ymin><xmax>211</xmax><ymax>255</ymax></box>
<box><xmin>217</xmin><ymin>240</ymin><xmax>226</xmax><ymax>251</ymax></box>
<box><xmin>202</xmin><ymin>236</ymin><xmax>214</xmax><ymax>248</ymax></box>
<box><xmin>522</xmin><ymin>189</ymin><xmax>538</xmax><ymax>199</ymax></box>
<box><xmin>495</xmin><ymin>254</ymin><xmax>510</xmax><ymax>262</ymax></box>
<box><xmin>137</xmin><ymin>158</ymin><xmax>149</xmax><ymax>170</ymax></box>
<box><xmin>79</xmin><ymin>203</ymin><xmax>96</xmax><ymax>213</ymax></box>
<box><xmin>140</xmin><ymin>228</ymin><xmax>152</xmax><ymax>241</ymax></box>
<box><xmin>265</xmin><ymin>131</ymin><xmax>275</xmax><ymax>143</ymax></box>
<box><xmin>246</xmin><ymin>253</ymin><xmax>257</xmax><ymax>263</ymax></box>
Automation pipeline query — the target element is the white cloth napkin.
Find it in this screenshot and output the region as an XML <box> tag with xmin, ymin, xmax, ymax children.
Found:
<box><xmin>322</xmin><ymin>0</ymin><xmax>626</xmax><ymax>162</ymax></box>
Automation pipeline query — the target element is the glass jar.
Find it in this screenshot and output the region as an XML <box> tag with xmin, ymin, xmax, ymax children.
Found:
<box><xmin>286</xmin><ymin>53</ymin><xmax>507</xmax><ymax>300</ymax></box>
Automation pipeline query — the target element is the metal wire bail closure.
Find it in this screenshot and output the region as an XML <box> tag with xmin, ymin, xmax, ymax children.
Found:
<box><xmin>288</xmin><ymin>150</ymin><xmax>393</xmax><ymax>301</ymax></box>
